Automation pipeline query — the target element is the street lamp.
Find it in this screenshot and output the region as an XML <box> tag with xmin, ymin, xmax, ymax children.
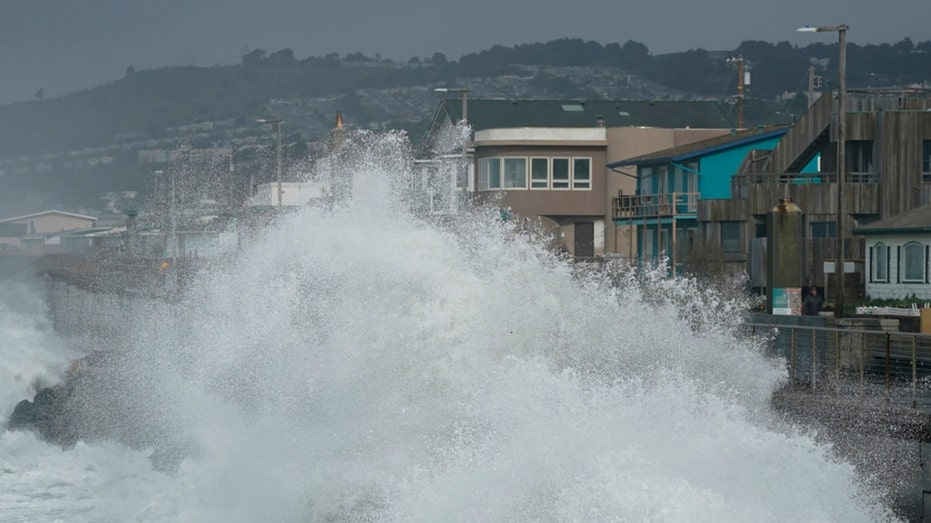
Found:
<box><xmin>434</xmin><ymin>87</ymin><xmax>470</xmax><ymax>199</ymax></box>
<box><xmin>797</xmin><ymin>24</ymin><xmax>848</xmax><ymax>317</ymax></box>
<box><xmin>258</xmin><ymin>117</ymin><xmax>283</xmax><ymax>207</ymax></box>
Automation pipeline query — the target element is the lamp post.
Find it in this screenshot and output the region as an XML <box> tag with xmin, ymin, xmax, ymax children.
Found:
<box><xmin>258</xmin><ymin>117</ymin><xmax>283</xmax><ymax>207</ymax></box>
<box><xmin>798</xmin><ymin>24</ymin><xmax>848</xmax><ymax>317</ymax></box>
<box><xmin>434</xmin><ymin>87</ymin><xmax>470</xmax><ymax>198</ymax></box>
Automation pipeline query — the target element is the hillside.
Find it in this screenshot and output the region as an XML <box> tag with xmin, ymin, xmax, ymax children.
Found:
<box><xmin>0</xmin><ymin>37</ymin><xmax>928</xmax><ymax>216</ymax></box>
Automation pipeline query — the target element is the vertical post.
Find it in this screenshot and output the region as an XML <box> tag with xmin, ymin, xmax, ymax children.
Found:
<box><xmin>736</xmin><ymin>55</ymin><xmax>745</xmax><ymax>129</ymax></box>
<box><xmin>836</xmin><ymin>26</ymin><xmax>847</xmax><ymax>317</ymax></box>
<box><xmin>807</xmin><ymin>65</ymin><xmax>816</xmax><ymax>108</ymax></box>
<box><xmin>460</xmin><ymin>89</ymin><xmax>468</xmax><ymax>199</ymax></box>
<box><xmin>257</xmin><ymin>117</ymin><xmax>283</xmax><ymax>207</ymax></box>
<box><xmin>796</xmin><ymin>24</ymin><xmax>849</xmax><ymax>316</ymax></box>
<box><xmin>811</xmin><ymin>329</ymin><xmax>818</xmax><ymax>391</ymax></box>
<box><xmin>275</xmin><ymin>120</ymin><xmax>283</xmax><ymax>207</ymax></box>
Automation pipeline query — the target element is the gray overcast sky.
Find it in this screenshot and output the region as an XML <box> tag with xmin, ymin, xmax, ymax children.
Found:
<box><xmin>1</xmin><ymin>0</ymin><xmax>928</xmax><ymax>105</ymax></box>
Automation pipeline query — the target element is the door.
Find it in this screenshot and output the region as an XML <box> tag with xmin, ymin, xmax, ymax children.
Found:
<box><xmin>574</xmin><ymin>221</ymin><xmax>595</xmax><ymax>259</ymax></box>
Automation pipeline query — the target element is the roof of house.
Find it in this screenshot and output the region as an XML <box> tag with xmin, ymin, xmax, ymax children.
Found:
<box><xmin>854</xmin><ymin>204</ymin><xmax>931</xmax><ymax>235</ymax></box>
<box><xmin>0</xmin><ymin>210</ymin><xmax>97</xmax><ymax>223</ymax></box>
<box><xmin>607</xmin><ymin>125</ymin><xmax>790</xmax><ymax>168</ymax></box>
<box><xmin>435</xmin><ymin>99</ymin><xmax>734</xmax><ymax>132</ymax></box>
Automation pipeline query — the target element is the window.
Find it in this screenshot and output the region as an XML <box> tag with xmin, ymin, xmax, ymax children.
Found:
<box><xmin>552</xmin><ymin>158</ymin><xmax>570</xmax><ymax>189</ymax></box>
<box><xmin>754</xmin><ymin>217</ymin><xmax>767</xmax><ymax>238</ymax></box>
<box><xmin>873</xmin><ymin>242</ymin><xmax>889</xmax><ymax>282</ymax></box>
<box><xmin>810</xmin><ymin>222</ymin><xmax>836</xmax><ymax>239</ymax></box>
<box><xmin>845</xmin><ymin>140</ymin><xmax>874</xmax><ymax>173</ymax></box>
<box><xmin>478</xmin><ymin>155</ymin><xmax>592</xmax><ymax>191</ymax></box>
<box><xmin>531</xmin><ymin>158</ymin><xmax>548</xmax><ymax>189</ymax></box>
<box><xmin>721</xmin><ymin>221</ymin><xmax>740</xmax><ymax>253</ymax></box>
<box><xmin>903</xmin><ymin>241</ymin><xmax>925</xmax><ymax>282</ymax></box>
<box><xmin>478</xmin><ymin>158</ymin><xmax>501</xmax><ymax>190</ymax></box>
<box><xmin>503</xmin><ymin>158</ymin><xmax>527</xmax><ymax>188</ymax></box>
<box><xmin>923</xmin><ymin>141</ymin><xmax>931</xmax><ymax>174</ymax></box>
<box><xmin>573</xmin><ymin>158</ymin><xmax>591</xmax><ymax>189</ymax></box>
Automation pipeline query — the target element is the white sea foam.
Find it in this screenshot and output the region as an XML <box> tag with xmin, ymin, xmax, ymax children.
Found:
<box><xmin>0</xmin><ymin>131</ymin><xmax>899</xmax><ymax>522</ymax></box>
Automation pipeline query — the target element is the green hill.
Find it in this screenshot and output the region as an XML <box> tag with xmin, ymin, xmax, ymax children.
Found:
<box><xmin>0</xmin><ymin>37</ymin><xmax>927</xmax><ymax>216</ymax></box>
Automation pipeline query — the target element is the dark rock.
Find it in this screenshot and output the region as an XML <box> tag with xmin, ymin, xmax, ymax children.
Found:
<box><xmin>8</xmin><ymin>399</ymin><xmax>37</xmax><ymax>429</ymax></box>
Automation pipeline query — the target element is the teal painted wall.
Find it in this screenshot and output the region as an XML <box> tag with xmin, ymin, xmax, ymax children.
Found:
<box><xmin>698</xmin><ymin>135</ymin><xmax>784</xmax><ymax>199</ymax></box>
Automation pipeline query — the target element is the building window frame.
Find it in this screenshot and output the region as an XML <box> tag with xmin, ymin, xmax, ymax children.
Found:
<box><xmin>721</xmin><ymin>221</ymin><xmax>741</xmax><ymax>254</ymax></box>
<box><xmin>923</xmin><ymin>141</ymin><xmax>931</xmax><ymax>176</ymax></box>
<box><xmin>479</xmin><ymin>155</ymin><xmax>593</xmax><ymax>192</ymax></box>
<box><xmin>903</xmin><ymin>241</ymin><xmax>925</xmax><ymax>282</ymax></box>
<box><xmin>573</xmin><ymin>157</ymin><xmax>591</xmax><ymax>190</ymax></box>
<box><xmin>502</xmin><ymin>157</ymin><xmax>528</xmax><ymax>189</ymax></box>
<box><xmin>552</xmin><ymin>157</ymin><xmax>571</xmax><ymax>190</ymax></box>
<box><xmin>873</xmin><ymin>242</ymin><xmax>889</xmax><ymax>283</ymax></box>
<box><xmin>530</xmin><ymin>157</ymin><xmax>549</xmax><ymax>189</ymax></box>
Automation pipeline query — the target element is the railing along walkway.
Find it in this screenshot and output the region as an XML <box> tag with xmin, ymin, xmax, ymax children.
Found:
<box><xmin>745</xmin><ymin>322</ymin><xmax>931</xmax><ymax>398</ymax></box>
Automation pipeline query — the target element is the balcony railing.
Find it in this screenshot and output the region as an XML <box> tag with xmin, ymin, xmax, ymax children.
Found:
<box><xmin>732</xmin><ymin>172</ymin><xmax>880</xmax><ymax>186</ymax></box>
<box><xmin>612</xmin><ymin>191</ymin><xmax>699</xmax><ymax>220</ymax></box>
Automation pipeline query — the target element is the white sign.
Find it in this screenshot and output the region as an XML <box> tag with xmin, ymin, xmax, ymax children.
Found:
<box><xmin>823</xmin><ymin>261</ymin><xmax>855</xmax><ymax>273</ymax></box>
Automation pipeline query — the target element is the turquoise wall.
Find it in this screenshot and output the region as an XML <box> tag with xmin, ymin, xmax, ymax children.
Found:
<box><xmin>698</xmin><ymin>135</ymin><xmax>784</xmax><ymax>199</ymax></box>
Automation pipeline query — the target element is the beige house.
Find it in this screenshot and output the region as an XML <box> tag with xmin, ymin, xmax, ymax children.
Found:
<box><xmin>0</xmin><ymin>210</ymin><xmax>97</xmax><ymax>253</ymax></box>
<box><xmin>423</xmin><ymin>99</ymin><xmax>735</xmax><ymax>259</ymax></box>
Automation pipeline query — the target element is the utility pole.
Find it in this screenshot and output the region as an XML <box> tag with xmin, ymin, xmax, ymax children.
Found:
<box><xmin>727</xmin><ymin>55</ymin><xmax>747</xmax><ymax>128</ymax></box>
<box><xmin>258</xmin><ymin>117</ymin><xmax>283</xmax><ymax>207</ymax></box>
<box><xmin>798</xmin><ymin>24</ymin><xmax>849</xmax><ymax>317</ymax></box>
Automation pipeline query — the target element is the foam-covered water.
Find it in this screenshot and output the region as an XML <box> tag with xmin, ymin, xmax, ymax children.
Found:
<box><xmin>1</xmin><ymin>131</ymin><xmax>899</xmax><ymax>522</ymax></box>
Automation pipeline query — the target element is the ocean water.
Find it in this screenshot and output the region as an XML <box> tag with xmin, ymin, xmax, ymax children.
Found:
<box><xmin>0</xmin><ymin>131</ymin><xmax>900</xmax><ymax>522</ymax></box>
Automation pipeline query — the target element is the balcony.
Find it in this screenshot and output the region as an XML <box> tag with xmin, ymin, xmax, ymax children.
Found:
<box><xmin>612</xmin><ymin>191</ymin><xmax>699</xmax><ymax>221</ymax></box>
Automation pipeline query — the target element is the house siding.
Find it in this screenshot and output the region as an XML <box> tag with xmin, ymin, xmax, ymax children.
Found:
<box><xmin>864</xmin><ymin>236</ymin><xmax>931</xmax><ymax>300</ymax></box>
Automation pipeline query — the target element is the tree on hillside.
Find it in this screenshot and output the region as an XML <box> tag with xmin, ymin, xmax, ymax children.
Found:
<box><xmin>242</xmin><ymin>48</ymin><xmax>267</xmax><ymax>65</ymax></box>
<box><xmin>267</xmin><ymin>48</ymin><xmax>296</xmax><ymax>65</ymax></box>
<box><xmin>620</xmin><ymin>40</ymin><xmax>650</xmax><ymax>69</ymax></box>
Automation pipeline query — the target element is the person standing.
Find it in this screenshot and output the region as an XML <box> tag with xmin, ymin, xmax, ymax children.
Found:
<box><xmin>803</xmin><ymin>287</ymin><xmax>824</xmax><ymax>315</ymax></box>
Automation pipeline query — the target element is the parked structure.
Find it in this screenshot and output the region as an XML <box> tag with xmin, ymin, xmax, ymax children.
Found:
<box><xmin>422</xmin><ymin>98</ymin><xmax>737</xmax><ymax>259</ymax></box>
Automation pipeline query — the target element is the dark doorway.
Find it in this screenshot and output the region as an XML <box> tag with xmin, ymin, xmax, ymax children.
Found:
<box><xmin>574</xmin><ymin>221</ymin><xmax>595</xmax><ymax>259</ymax></box>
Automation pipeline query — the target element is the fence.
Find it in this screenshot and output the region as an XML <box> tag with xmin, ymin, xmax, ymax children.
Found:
<box><xmin>746</xmin><ymin>321</ymin><xmax>931</xmax><ymax>394</ymax></box>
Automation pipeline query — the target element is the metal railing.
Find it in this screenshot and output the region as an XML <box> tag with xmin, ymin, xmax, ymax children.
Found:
<box><xmin>612</xmin><ymin>191</ymin><xmax>699</xmax><ymax>220</ymax></box>
<box><xmin>732</xmin><ymin>172</ymin><xmax>880</xmax><ymax>186</ymax></box>
<box><xmin>746</xmin><ymin>322</ymin><xmax>931</xmax><ymax>394</ymax></box>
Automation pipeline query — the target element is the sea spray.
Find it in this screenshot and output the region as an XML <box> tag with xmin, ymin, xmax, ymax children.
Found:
<box><xmin>2</xmin><ymin>130</ymin><xmax>899</xmax><ymax>522</ymax></box>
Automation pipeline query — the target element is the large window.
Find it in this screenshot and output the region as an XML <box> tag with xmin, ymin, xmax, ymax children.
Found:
<box><xmin>531</xmin><ymin>158</ymin><xmax>549</xmax><ymax>189</ymax></box>
<box><xmin>573</xmin><ymin>158</ymin><xmax>591</xmax><ymax>189</ymax></box>
<box><xmin>478</xmin><ymin>158</ymin><xmax>501</xmax><ymax>190</ymax></box>
<box><xmin>810</xmin><ymin>221</ymin><xmax>836</xmax><ymax>239</ymax></box>
<box><xmin>721</xmin><ymin>221</ymin><xmax>741</xmax><ymax>253</ymax></box>
<box><xmin>845</xmin><ymin>140</ymin><xmax>874</xmax><ymax>173</ymax></box>
<box><xmin>903</xmin><ymin>241</ymin><xmax>925</xmax><ymax>282</ymax></box>
<box><xmin>873</xmin><ymin>242</ymin><xmax>889</xmax><ymax>282</ymax></box>
<box><xmin>552</xmin><ymin>158</ymin><xmax>570</xmax><ymax>189</ymax></box>
<box><xmin>503</xmin><ymin>158</ymin><xmax>527</xmax><ymax>188</ymax></box>
<box><xmin>479</xmin><ymin>155</ymin><xmax>592</xmax><ymax>191</ymax></box>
